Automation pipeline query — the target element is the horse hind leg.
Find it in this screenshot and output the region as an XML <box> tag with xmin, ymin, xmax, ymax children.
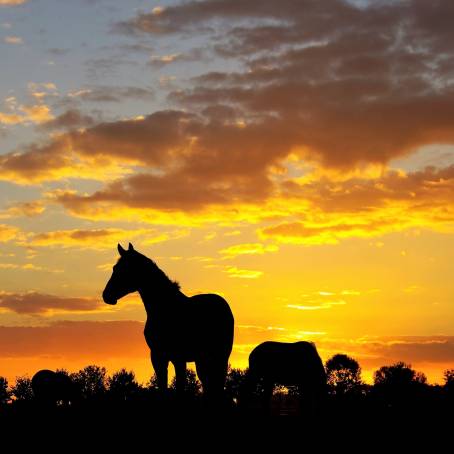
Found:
<box><xmin>196</xmin><ymin>358</ymin><xmax>228</xmax><ymax>410</ymax></box>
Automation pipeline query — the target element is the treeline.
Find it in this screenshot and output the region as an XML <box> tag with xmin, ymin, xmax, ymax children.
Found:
<box><xmin>1</xmin><ymin>354</ymin><xmax>453</xmax><ymax>416</ymax></box>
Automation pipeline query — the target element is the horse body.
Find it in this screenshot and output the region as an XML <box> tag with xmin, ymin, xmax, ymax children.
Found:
<box><xmin>144</xmin><ymin>293</ymin><xmax>233</xmax><ymax>363</ymax></box>
<box><xmin>247</xmin><ymin>341</ymin><xmax>326</xmax><ymax>412</ymax></box>
<box><xmin>32</xmin><ymin>369</ymin><xmax>75</xmax><ymax>406</ymax></box>
<box><xmin>103</xmin><ymin>244</ymin><xmax>234</xmax><ymax>401</ymax></box>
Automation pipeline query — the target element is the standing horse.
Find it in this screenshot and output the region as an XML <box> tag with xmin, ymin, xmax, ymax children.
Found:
<box><xmin>102</xmin><ymin>243</ymin><xmax>234</xmax><ymax>403</ymax></box>
<box><xmin>246</xmin><ymin>341</ymin><xmax>326</xmax><ymax>414</ymax></box>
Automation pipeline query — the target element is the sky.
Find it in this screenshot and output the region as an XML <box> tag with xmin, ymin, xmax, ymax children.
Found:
<box><xmin>0</xmin><ymin>0</ymin><xmax>454</xmax><ymax>385</ymax></box>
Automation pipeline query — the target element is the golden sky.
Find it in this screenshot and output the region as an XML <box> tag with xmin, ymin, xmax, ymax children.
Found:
<box><xmin>0</xmin><ymin>0</ymin><xmax>453</xmax><ymax>384</ymax></box>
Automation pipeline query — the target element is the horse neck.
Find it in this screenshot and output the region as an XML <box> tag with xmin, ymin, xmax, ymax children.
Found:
<box><xmin>137</xmin><ymin>271</ymin><xmax>187</xmax><ymax>318</ymax></box>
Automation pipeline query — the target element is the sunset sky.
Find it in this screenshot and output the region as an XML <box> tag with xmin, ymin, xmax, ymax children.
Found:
<box><xmin>1</xmin><ymin>0</ymin><xmax>454</xmax><ymax>384</ymax></box>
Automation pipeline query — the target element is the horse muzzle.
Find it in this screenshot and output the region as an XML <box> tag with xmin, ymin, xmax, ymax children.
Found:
<box><xmin>102</xmin><ymin>290</ymin><xmax>117</xmax><ymax>305</ymax></box>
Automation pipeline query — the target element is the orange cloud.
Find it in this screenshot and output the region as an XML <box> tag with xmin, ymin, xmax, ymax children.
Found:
<box><xmin>219</xmin><ymin>243</ymin><xmax>278</xmax><ymax>258</ymax></box>
<box><xmin>0</xmin><ymin>0</ymin><xmax>27</xmax><ymax>4</ymax></box>
<box><xmin>4</xmin><ymin>35</ymin><xmax>22</xmax><ymax>44</ymax></box>
<box><xmin>224</xmin><ymin>266</ymin><xmax>263</xmax><ymax>279</ymax></box>
<box><xmin>0</xmin><ymin>200</ymin><xmax>45</xmax><ymax>219</ymax></box>
<box><xmin>0</xmin><ymin>104</ymin><xmax>53</xmax><ymax>125</ymax></box>
<box><xmin>0</xmin><ymin>224</ymin><xmax>19</xmax><ymax>242</ymax></box>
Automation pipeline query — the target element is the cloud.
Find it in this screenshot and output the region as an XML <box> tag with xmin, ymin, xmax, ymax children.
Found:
<box><xmin>287</xmin><ymin>301</ymin><xmax>346</xmax><ymax>311</ymax></box>
<box><xmin>0</xmin><ymin>104</ymin><xmax>53</xmax><ymax>125</ymax></box>
<box><xmin>0</xmin><ymin>0</ymin><xmax>28</xmax><ymax>5</ymax></box>
<box><xmin>65</xmin><ymin>86</ymin><xmax>154</xmax><ymax>103</ymax></box>
<box><xmin>148</xmin><ymin>49</ymin><xmax>206</xmax><ymax>68</ymax></box>
<box><xmin>0</xmin><ymin>224</ymin><xmax>19</xmax><ymax>242</ymax></box>
<box><xmin>28</xmin><ymin>82</ymin><xmax>58</xmax><ymax>99</ymax></box>
<box><xmin>25</xmin><ymin>227</ymin><xmax>171</xmax><ymax>249</ymax></box>
<box><xmin>1</xmin><ymin>0</ymin><xmax>454</xmax><ymax>241</ymax></box>
<box><xmin>120</xmin><ymin>0</ymin><xmax>454</xmax><ymax>169</ymax></box>
<box><xmin>223</xmin><ymin>266</ymin><xmax>263</xmax><ymax>279</ymax></box>
<box><xmin>0</xmin><ymin>263</ymin><xmax>63</xmax><ymax>273</ymax></box>
<box><xmin>38</xmin><ymin>109</ymin><xmax>95</xmax><ymax>131</ymax></box>
<box><xmin>4</xmin><ymin>35</ymin><xmax>22</xmax><ymax>44</ymax></box>
<box><xmin>0</xmin><ymin>292</ymin><xmax>101</xmax><ymax>314</ymax></box>
<box><xmin>0</xmin><ymin>200</ymin><xmax>45</xmax><ymax>219</ymax></box>
<box><xmin>219</xmin><ymin>242</ymin><xmax>278</xmax><ymax>258</ymax></box>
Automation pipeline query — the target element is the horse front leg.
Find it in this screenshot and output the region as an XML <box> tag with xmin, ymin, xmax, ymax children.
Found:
<box><xmin>151</xmin><ymin>352</ymin><xmax>169</xmax><ymax>393</ymax></box>
<box><xmin>173</xmin><ymin>360</ymin><xmax>187</xmax><ymax>399</ymax></box>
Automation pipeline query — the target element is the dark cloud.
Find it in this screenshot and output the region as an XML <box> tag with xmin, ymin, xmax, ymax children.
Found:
<box><xmin>0</xmin><ymin>292</ymin><xmax>101</xmax><ymax>314</ymax></box>
<box><xmin>119</xmin><ymin>0</ymin><xmax>454</xmax><ymax>168</ymax></box>
<box><xmin>47</xmin><ymin>47</ymin><xmax>70</xmax><ymax>56</ymax></box>
<box><xmin>39</xmin><ymin>109</ymin><xmax>95</xmax><ymax>131</ymax></box>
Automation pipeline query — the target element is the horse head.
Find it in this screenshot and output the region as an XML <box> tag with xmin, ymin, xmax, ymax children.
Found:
<box><xmin>102</xmin><ymin>243</ymin><xmax>139</xmax><ymax>305</ymax></box>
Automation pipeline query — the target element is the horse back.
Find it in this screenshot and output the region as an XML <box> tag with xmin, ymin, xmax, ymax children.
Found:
<box><xmin>249</xmin><ymin>341</ymin><xmax>325</xmax><ymax>385</ymax></box>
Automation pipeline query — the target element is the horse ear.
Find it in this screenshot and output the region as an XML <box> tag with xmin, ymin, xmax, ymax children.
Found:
<box><xmin>118</xmin><ymin>243</ymin><xmax>126</xmax><ymax>256</ymax></box>
<box><xmin>128</xmin><ymin>243</ymin><xmax>134</xmax><ymax>251</ymax></box>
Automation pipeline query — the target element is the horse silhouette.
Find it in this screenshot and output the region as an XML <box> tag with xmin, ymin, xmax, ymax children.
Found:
<box><xmin>102</xmin><ymin>243</ymin><xmax>234</xmax><ymax>404</ymax></box>
<box><xmin>246</xmin><ymin>341</ymin><xmax>326</xmax><ymax>413</ymax></box>
<box><xmin>31</xmin><ymin>369</ymin><xmax>76</xmax><ymax>407</ymax></box>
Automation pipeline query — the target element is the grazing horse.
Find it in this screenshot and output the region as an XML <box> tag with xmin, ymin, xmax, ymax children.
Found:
<box><xmin>247</xmin><ymin>341</ymin><xmax>326</xmax><ymax>413</ymax></box>
<box><xmin>102</xmin><ymin>243</ymin><xmax>234</xmax><ymax>403</ymax></box>
<box><xmin>31</xmin><ymin>369</ymin><xmax>75</xmax><ymax>407</ymax></box>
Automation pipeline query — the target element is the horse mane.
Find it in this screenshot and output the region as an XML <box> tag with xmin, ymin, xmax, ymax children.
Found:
<box><xmin>143</xmin><ymin>255</ymin><xmax>181</xmax><ymax>291</ymax></box>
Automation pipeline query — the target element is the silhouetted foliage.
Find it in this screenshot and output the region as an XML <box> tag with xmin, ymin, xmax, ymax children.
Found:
<box><xmin>326</xmin><ymin>354</ymin><xmax>363</xmax><ymax>396</ymax></box>
<box><xmin>0</xmin><ymin>377</ymin><xmax>10</xmax><ymax>406</ymax></box>
<box><xmin>444</xmin><ymin>369</ymin><xmax>454</xmax><ymax>388</ymax></box>
<box><xmin>374</xmin><ymin>362</ymin><xmax>427</xmax><ymax>387</ymax></box>
<box><xmin>373</xmin><ymin>362</ymin><xmax>428</xmax><ymax>409</ymax></box>
<box><xmin>170</xmin><ymin>369</ymin><xmax>202</xmax><ymax>397</ymax></box>
<box><xmin>444</xmin><ymin>369</ymin><xmax>454</xmax><ymax>400</ymax></box>
<box><xmin>71</xmin><ymin>365</ymin><xmax>107</xmax><ymax>400</ymax></box>
<box><xmin>225</xmin><ymin>366</ymin><xmax>247</xmax><ymax>404</ymax></box>
<box><xmin>108</xmin><ymin>368</ymin><xmax>141</xmax><ymax>401</ymax></box>
<box><xmin>11</xmin><ymin>376</ymin><xmax>33</xmax><ymax>401</ymax></box>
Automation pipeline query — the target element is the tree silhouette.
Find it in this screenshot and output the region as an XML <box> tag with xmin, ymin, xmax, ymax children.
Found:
<box><xmin>373</xmin><ymin>362</ymin><xmax>428</xmax><ymax>410</ymax></box>
<box><xmin>326</xmin><ymin>354</ymin><xmax>363</xmax><ymax>397</ymax></box>
<box><xmin>0</xmin><ymin>377</ymin><xmax>10</xmax><ymax>406</ymax></box>
<box><xmin>444</xmin><ymin>369</ymin><xmax>454</xmax><ymax>401</ymax></box>
<box><xmin>374</xmin><ymin>362</ymin><xmax>427</xmax><ymax>386</ymax></box>
<box><xmin>108</xmin><ymin>368</ymin><xmax>141</xmax><ymax>401</ymax></box>
<box><xmin>71</xmin><ymin>365</ymin><xmax>107</xmax><ymax>400</ymax></box>
<box><xmin>11</xmin><ymin>376</ymin><xmax>33</xmax><ymax>401</ymax></box>
<box><xmin>444</xmin><ymin>369</ymin><xmax>454</xmax><ymax>388</ymax></box>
